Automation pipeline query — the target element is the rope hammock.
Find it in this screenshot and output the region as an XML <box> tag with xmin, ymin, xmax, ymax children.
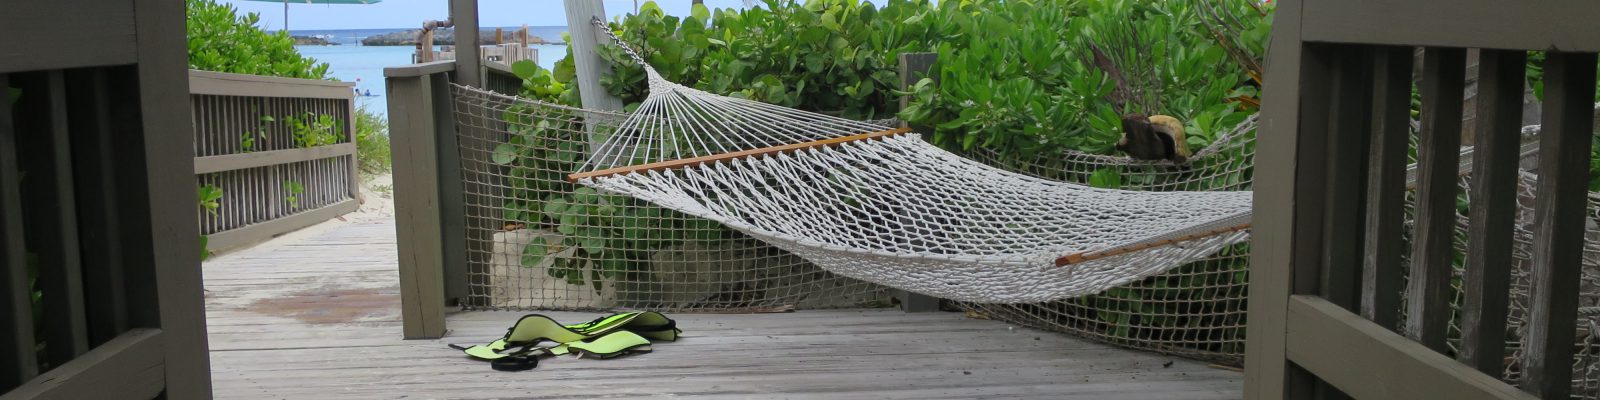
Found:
<box><xmin>562</xmin><ymin>18</ymin><xmax>1253</xmax><ymax>303</ymax></box>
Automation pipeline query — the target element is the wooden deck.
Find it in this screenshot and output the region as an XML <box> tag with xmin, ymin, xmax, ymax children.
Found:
<box><xmin>202</xmin><ymin>217</ymin><xmax>1243</xmax><ymax>399</ymax></box>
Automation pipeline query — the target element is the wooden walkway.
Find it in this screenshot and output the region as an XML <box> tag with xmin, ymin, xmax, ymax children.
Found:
<box><xmin>203</xmin><ymin>218</ymin><xmax>1243</xmax><ymax>399</ymax></box>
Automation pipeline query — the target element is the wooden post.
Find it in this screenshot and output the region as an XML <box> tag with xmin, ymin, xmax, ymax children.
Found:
<box><xmin>565</xmin><ymin>0</ymin><xmax>626</xmax><ymax>117</ymax></box>
<box><xmin>450</xmin><ymin>0</ymin><xmax>481</xmax><ymax>87</ymax></box>
<box><xmin>520</xmin><ymin>24</ymin><xmax>529</xmax><ymax>48</ymax></box>
<box><xmin>893</xmin><ymin>52</ymin><xmax>942</xmax><ymax>313</ymax></box>
<box><xmin>419</xmin><ymin>30</ymin><xmax>435</xmax><ymax>63</ymax></box>
<box><xmin>384</xmin><ymin>62</ymin><xmax>457</xmax><ymax>339</ymax></box>
<box><xmin>133</xmin><ymin>0</ymin><xmax>214</xmax><ymax>394</ymax></box>
<box><xmin>494</xmin><ymin>27</ymin><xmax>503</xmax><ymax>45</ymax></box>
<box><xmin>1244</xmin><ymin>0</ymin><xmax>1305</xmax><ymax>395</ymax></box>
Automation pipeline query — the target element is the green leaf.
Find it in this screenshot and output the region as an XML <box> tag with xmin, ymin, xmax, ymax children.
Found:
<box><xmin>511</xmin><ymin>60</ymin><xmax>540</xmax><ymax>80</ymax></box>
<box><xmin>1088</xmin><ymin>169</ymin><xmax>1122</xmax><ymax>189</ymax></box>
<box><xmin>544</xmin><ymin>197</ymin><xmax>571</xmax><ymax>220</ymax></box>
<box><xmin>199</xmin><ymin>235</ymin><xmax>211</xmax><ymax>261</ymax></box>
<box><xmin>690</xmin><ymin>3</ymin><xmax>711</xmax><ymax>22</ymax></box>
<box><xmin>519</xmin><ymin>237</ymin><xmax>548</xmax><ymax>267</ymax></box>
<box><xmin>491</xmin><ymin>144</ymin><xmax>518</xmax><ymax>165</ymax></box>
<box><xmin>581</xmin><ymin>237</ymin><xmax>606</xmax><ymax>254</ymax></box>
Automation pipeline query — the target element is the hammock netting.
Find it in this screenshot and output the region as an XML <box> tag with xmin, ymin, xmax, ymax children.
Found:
<box><xmin>448</xmin><ymin>19</ymin><xmax>1600</xmax><ymax>396</ymax></box>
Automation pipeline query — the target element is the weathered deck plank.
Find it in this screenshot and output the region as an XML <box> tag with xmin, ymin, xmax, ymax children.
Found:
<box><xmin>204</xmin><ymin>218</ymin><xmax>1242</xmax><ymax>399</ymax></box>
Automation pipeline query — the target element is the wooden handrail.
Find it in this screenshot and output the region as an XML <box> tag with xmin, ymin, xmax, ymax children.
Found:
<box><xmin>567</xmin><ymin>128</ymin><xmax>912</xmax><ymax>182</ymax></box>
<box><xmin>1055</xmin><ymin>221</ymin><xmax>1253</xmax><ymax>266</ymax></box>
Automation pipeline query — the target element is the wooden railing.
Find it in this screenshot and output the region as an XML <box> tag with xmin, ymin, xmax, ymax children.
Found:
<box><xmin>1248</xmin><ymin>1</ymin><xmax>1600</xmax><ymax>399</ymax></box>
<box><xmin>189</xmin><ymin>70</ymin><xmax>360</xmax><ymax>253</ymax></box>
<box><xmin>2</xmin><ymin>0</ymin><xmax>210</xmax><ymax>397</ymax></box>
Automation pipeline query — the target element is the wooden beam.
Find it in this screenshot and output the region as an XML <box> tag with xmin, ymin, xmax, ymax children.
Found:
<box><xmin>132</xmin><ymin>0</ymin><xmax>213</xmax><ymax>395</ymax></box>
<box><xmin>0</xmin><ymin>329</ymin><xmax>165</xmax><ymax>400</ymax></box>
<box><xmin>451</xmin><ymin>0</ymin><xmax>482</xmax><ymax>87</ymax></box>
<box><xmin>1285</xmin><ymin>296</ymin><xmax>1536</xmax><ymax>400</ymax></box>
<box><xmin>0</xmin><ymin>1</ymin><xmax>137</xmax><ymax>74</ymax></box>
<box><xmin>1360</xmin><ymin>45</ymin><xmax>1413</xmax><ymax>330</ymax></box>
<box><xmin>1055</xmin><ymin>222</ymin><xmax>1251</xmax><ymax>266</ymax></box>
<box><xmin>384</xmin><ymin>61</ymin><xmax>457</xmax><ymax>78</ymax></box>
<box><xmin>1302</xmin><ymin>0</ymin><xmax>1600</xmax><ymax>52</ymax></box>
<box><xmin>568</xmin><ymin>128</ymin><xmax>912</xmax><ymax>182</ymax></box>
<box><xmin>565</xmin><ymin>0</ymin><xmax>626</xmax><ymax>117</ymax></box>
<box><xmin>1242</xmin><ymin>0</ymin><xmax>1306</xmax><ymax>393</ymax></box>
<box><xmin>1520</xmin><ymin>51</ymin><xmax>1597</xmax><ymax>400</ymax></box>
<box><xmin>193</xmin><ymin>143</ymin><xmax>357</xmax><ymax>174</ymax></box>
<box><xmin>428</xmin><ymin>71</ymin><xmax>472</xmax><ymax>309</ymax></box>
<box><xmin>188</xmin><ymin>70</ymin><xmax>355</xmax><ymax>99</ymax></box>
<box><xmin>1456</xmin><ymin>49</ymin><xmax>1526</xmax><ymax>376</ymax></box>
<box><xmin>1403</xmin><ymin>47</ymin><xmax>1466</xmax><ymax>354</ymax></box>
<box><xmin>386</xmin><ymin>73</ymin><xmax>449</xmax><ymax>339</ymax></box>
<box><xmin>204</xmin><ymin>199</ymin><xmax>360</xmax><ymax>253</ymax></box>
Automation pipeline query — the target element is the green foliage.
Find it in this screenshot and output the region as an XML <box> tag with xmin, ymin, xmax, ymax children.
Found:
<box><xmin>284</xmin><ymin>180</ymin><xmax>304</xmax><ymax>209</ymax></box>
<box><xmin>198</xmin><ymin>184</ymin><xmax>222</xmax><ymax>260</ymax></box>
<box><xmin>198</xmin><ymin>184</ymin><xmax>224</xmax><ymax>216</ymax></box>
<box><xmin>355</xmin><ymin>107</ymin><xmax>391</xmax><ymax>176</ymax></box>
<box><xmin>497</xmin><ymin>62</ymin><xmax>731</xmax><ymax>289</ymax></box>
<box><xmin>499</xmin><ymin>0</ymin><xmax>1269</xmax><ymax>299</ymax></box>
<box><xmin>899</xmin><ymin>0</ymin><xmax>1268</xmax><ymax>159</ymax></box>
<box><xmin>1088</xmin><ymin>169</ymin><xmax>1122</xmax><ymax>189</ymax></box>
<box><xmin>594</xmin><ymin>0</ymin><xmax>941</xmax><ymax>119</ymax></box>
<box><xmin>565</xmin><ymin>0</ymin><xmax>1266</xmax><ymax>161</ymax></box>
<box><xmin>284</xmin><ymin>112</ymin><xmax>344</xmax><ymax>148</ymax></box>
<box><xmin>185</xmin><ymin>0</ymin><xmax>330</xmax><ymax>79</ymax></box>
<box><xmin>1071</xmin><ymin>243</ymin><xmax>1250</xmax><ymax>350</ymax></box>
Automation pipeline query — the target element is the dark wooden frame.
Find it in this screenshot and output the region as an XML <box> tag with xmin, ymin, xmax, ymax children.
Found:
<box><xmin>1248</xmin><ymin>1</ymin><xmax>1596</xmax><ymax>399</ymax></box>
<box><xmin>1</xmin><ymin>0</ymin><xmax>212</xmax><ymax>398</ymax></box>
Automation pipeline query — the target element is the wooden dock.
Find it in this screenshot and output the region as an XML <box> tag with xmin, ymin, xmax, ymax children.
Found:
<box><xmin>203</xmin><ymin>217</ymin><xmax>1242</xmax><ymax>399</ymax></box>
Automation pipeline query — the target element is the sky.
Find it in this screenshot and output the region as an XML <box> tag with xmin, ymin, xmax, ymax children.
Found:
<box><xmin>218</xmin><ymin>0</ymin><xmax>790</xmax><ymax>31</ymax></box>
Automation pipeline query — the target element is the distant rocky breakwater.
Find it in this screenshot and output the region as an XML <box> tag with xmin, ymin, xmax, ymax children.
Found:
<box><xmin>361</xmin><ymin>29</ymin><xmax>563</xmax><ymax>46</ymax></box>
<box><xmin>292</xmin><ymin>36</ymin><xmax>336</xmax><ymax>46</ymax></box>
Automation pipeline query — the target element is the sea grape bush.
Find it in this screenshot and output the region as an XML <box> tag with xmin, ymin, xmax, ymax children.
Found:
<box><xmin>186</xmin><ymin>0</ymin><xmax>331</xmax><ymax>79</ymax></box>
<box><xmin>499</xmin><ymin>0</ymin><xmax>1272</xmax><ymax>299</ymax></box>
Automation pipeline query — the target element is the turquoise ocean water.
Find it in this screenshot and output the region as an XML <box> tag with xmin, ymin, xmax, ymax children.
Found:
<box><xmin>290</xmin><ymin>27</ymin><xmax>569</xmax><ymax>118</ymax></box>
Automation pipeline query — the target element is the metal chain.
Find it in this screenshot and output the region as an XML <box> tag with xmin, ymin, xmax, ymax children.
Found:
<box><xmin>590</xmin><ymin>16</ymin><xmax>649</xmax><ymax>68</ymax></box>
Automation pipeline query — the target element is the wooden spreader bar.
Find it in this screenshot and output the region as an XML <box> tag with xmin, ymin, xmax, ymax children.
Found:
<box><xmin>567</xmin><ymin>128</ymin><xmax>912</xmax><ymax>182</ymax></box>
<box><xmin>1055</xmin><ymin>221</ymin><xmax>1253</xmax><ymax>266</ymax></box>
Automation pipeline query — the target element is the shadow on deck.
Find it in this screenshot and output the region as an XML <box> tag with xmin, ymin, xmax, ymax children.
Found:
<box><xmin>202</xmin><ymin>217</ymin><xmax>1242</xmax><ymax>399</ymax></box>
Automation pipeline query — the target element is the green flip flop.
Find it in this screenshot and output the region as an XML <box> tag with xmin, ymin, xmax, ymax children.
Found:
<box><xmin>450</xmin><ymin>311</ymin><xmax>679</xmax><ymax>363</ymax></box>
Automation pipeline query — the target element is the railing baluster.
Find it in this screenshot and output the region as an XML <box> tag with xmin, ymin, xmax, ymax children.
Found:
<box><xmin>65</xmin><ymin>68</ymin><xmax>130</xmax><ymax>347</ymax></box>
<box><xmin>1521</xmin><ymin>51</ymin><xmax>1598</xmax><ymax>399</ymax></box>
<box><xmin>1321</xmin><ymin>46</ymin><xmax>1374</xmax><ymax>311</ymax></box>
<box><xmin>14</xmin><ymin>71</ymin><xmax>90</xmax><ymax>365</ymax></box>
<box><xmin>1404</xmin><ymin>47</ymin><xmax>1466</xmax><ymax>354</ymax></box>
<box><xmin>1457</xmin><ymin>49</ymin><xmax>1527</xmax><ymax>375</ymax></box>
<box><xmin>0</xmin><ymin>73</ymin><xmax>40</xmax><ymax>391</ymax></box>
<box><xmin>1361</xmin><ymin>46</ymin><xmax>1414</xmax><ymax>330</ymax></box>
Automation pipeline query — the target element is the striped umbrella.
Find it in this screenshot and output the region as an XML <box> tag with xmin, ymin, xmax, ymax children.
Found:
<box><xmin>241</xmin><ymin>0</ymin><xmax>383</xmax><ymax>32</ymax></box>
